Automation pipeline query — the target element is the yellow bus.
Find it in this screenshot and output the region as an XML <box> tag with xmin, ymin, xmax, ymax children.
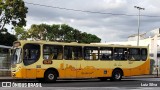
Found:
<box><xmin>11</xmin><ymin>40</ymin><xmax>150</xmax><ymax>82</ymax></box>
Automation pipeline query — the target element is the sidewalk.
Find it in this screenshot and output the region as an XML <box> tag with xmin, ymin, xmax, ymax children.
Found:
<box><xmin>0</xmin><ymin>77</ymin><xmax>31</xmax><ymax>81</ymax></box>
<box><xmin>124</xmin><ymin>74</ymin><xmax>160</xmax><ymax>79</ymax></box>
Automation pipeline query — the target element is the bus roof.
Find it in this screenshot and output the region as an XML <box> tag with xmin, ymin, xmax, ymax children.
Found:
<box><xmin>16</xmin><ymin>40</ymin><xmax>148</xmax><ymax>48</ymax></box>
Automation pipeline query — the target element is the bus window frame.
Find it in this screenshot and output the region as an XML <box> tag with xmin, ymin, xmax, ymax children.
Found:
<box><xmin>11</xmin><ymin>48</ymin><xmax>22</xmax><ymax>64</ymax></box>
<box><xmin>99</xmin><ymin>47</ymin><xmax>113</xmax><ymax>61</ymax></box>
<box><xmin>113</xmin><ymin>47</ymin><xmax>128</xmax><ymax>61</ymax></box>
<box><xmin>43</xmin><ymin>44</ymin><xmax>63</xmax><ymax>60</ymax></box>
<box><xmin>84</xmin><ymin>46</ymin><xmax>99</xmax><ymax>60</ymax></box>
<box><xmin>128</xmin><ymin>48</ymin><xmax>141</xmax><ymax>61</ymax></box>
<box><xmin>23</xmin><ymin>43</ymin><xmax>40</xmax><ymax>66</ymax></box>
<box><xmin>141</xmin><ymin>48</ymin><xmax>148</xmax><ymax>61</ymax></box>
<box><xmin>64</xmin><ymin>45</ymin><xmax>83</xmax><ymax>60</ymax></box>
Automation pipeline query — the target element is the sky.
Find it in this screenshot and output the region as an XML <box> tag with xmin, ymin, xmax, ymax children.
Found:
<box><xmin>21</xmin><ymin>0</ymin><xmax>160</xmax><ymax>43</ymax></box>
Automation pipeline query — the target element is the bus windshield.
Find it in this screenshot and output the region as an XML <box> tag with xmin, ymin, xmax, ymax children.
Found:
<box><xmin>11</xmin><ymin>48</ymin><xmax>21</xmax><ymax>64</ymax></box>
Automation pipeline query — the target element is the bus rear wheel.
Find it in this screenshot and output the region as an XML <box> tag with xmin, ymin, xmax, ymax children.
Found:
<box><xmin>111</xmin><ymin>70</ymin><xmax>122</xmax><ymax>81</ymax></box>
<box><xmin>44</xmin><ymin>70</ymin><xmax>57</xmax><ymax>83</ymax></box>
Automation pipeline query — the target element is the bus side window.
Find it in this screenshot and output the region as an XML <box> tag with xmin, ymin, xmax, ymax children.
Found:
<box><xmin>57</xmin><ymin>51</ymin><xmax>63</xmax><ymax>60</ymax></box>
<box><xmin>128</xmin><ymin>48</ymin><xmax>140</xmax><ymax>61</ymax></box>
<box><xmin>64</xmin><ymin>46</ymin><xmax>72</xmax><ymax>60</ymax></box>
<box><xmin>23</xmin><ymin>44</ymin><xmax>40</xmax><ymax>66</ymax></box>
<box><xmin>64</xmin><ymin>46</ymin><xmax>82</xmax><ymax>60</ymax></box>
<box><xmin>84</xmin><ymin>47</ymin><xmax>98</xmax><ymax>60</ymax></box>
<box><xmin>141</xmin><ymin>48</ymin><xmax>147</xmax><ymax>61</ymax></box>
<box><xmin>100</xmin><ymin>47</ymin><xmax>113</xmax><ymax>60</ymax></box>
<box><xmin>24</xmin><ymin>49</ymin><xmax>28</xmax><ymax>59</ymax></box>
<box><xmin>48</xmin><ymin>53</ymin><xmax>54</xmax><ymax>60</ymax></box>
<box><xmin>43</xmin><ymin>45</ymin><xmax>63</xmax><ymax>60</ymax></box>
<box><xmin>113</xmin><ymin>48</ymin><xmax>127</xmax><ymax>60</ymax></box>
<box><xmin>74</xmin><ymin>46</ymin><xmax>82</xmax><ymax>60</ymax></box>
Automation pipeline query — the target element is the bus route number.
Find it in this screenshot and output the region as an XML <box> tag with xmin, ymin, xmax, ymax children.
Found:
<box><xmin>43</xmin><ymin>60</ymin><xmax>52</xmax><ymax>64</ymax></box>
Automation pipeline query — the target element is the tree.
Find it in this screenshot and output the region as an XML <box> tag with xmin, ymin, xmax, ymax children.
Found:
<box><xmin>0</xmin><ymin>32</ymin><xmax>17</xmax><ymax>46</ymax></box>
<box><xmin>28</xmin><ymin>24</ymin><xmax>49</xmax><ymax>40</ymax></box>
<box><xmin>0</xmin><ymin>0</ymin><xmax>28</xmax><ymax>32</ymax></box>
<box><xmin>19</xmin><ymin>23</ymin><xmax>101</xmax><ymax>43</ymax></box>
<box><xmin>15</xmin><ymin>26</ymin><xmax>28</xmax><ymax>40</ymax></box>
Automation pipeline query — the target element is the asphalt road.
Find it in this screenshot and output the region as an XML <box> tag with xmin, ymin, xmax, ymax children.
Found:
<box><xmin>0</xmin><ymin>77</ymin><xmax>160</xmax><ymax>90</ymax></box>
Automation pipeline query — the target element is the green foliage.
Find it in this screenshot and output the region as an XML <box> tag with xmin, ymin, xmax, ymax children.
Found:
<box><xmin>15</xmin><ymin>26</ymin><xmax>28</xmax><ymax>39</ymax></box>
<box><xmin>80</xmin><ymin>32</ymin><xmax>101</xmax><ymax>43</ymax></box>
<box><xmin>0</xmin><ymin>32</ymin><xmax>17</xmax><ymax>46</ymax></box>
<box><xmin>16</xmin><ymin>24</ymin><xmax>101</xmax><ymax>43</ymax></box>
<box><xmin>0</xmin><ymin>0</ymin><xmax>28</xmax><ymax>32</ymax></box>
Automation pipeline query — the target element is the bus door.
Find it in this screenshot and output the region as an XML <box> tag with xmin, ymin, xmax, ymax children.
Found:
<box><xmin>23</xmin><ymin>43</ymin><xmax>40</xmax><ymax>78</ymax></box>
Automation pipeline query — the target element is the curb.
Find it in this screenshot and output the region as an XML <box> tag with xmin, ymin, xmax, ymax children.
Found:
<box><xmin>123</xmin><ymin>75</ymin><xmax>160</xmax><ymax>79</ymax></box>
<box><xmin>0</xmin><ymin>77</ymin><xmax>36</xmax><ymax>82</ymax></box>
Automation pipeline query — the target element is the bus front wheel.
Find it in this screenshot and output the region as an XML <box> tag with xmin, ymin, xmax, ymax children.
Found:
<box><xmin>44</xmin><ymin>70</ymin><xmax>57</xmax><ymax>83</ymax></box>
<box><xmin>111</xmin><ymin>70</ymin><xmax>122</xmax><ymax>81</ymax></box>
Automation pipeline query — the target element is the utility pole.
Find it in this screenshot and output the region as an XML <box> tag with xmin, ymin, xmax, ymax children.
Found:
<box><xmin>134</xmin><ymin>6</ymin><xmax>145</xmax><ymax>46</ymax></box>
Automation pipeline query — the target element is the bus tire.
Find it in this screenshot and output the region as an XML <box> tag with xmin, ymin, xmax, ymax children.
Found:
<box><xmin>44</xmin><ymin>70</ymin><xmax>57</xmax><ymax>83</ymax></box>
<box><xmin>111</xmin><ymin>69</ymin><xmax>122</xmax><ymax>81</ymax></box>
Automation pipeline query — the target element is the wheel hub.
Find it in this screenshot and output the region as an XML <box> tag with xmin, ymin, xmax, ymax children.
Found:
<box><xmin>48</xmin><ymin>73</ymin><xmax>54</xmax><ymax>80</ymax></box>
<box><xmin>115</xmin><ymin>73</ymin><xmax>121</xmax><ymax>79</ymax></box>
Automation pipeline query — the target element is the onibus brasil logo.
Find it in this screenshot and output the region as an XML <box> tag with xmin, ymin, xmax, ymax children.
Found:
<box><xmin>2</xmin><ymin>82</ymin><xmax>42</xmax><ymax>87</ymax></box>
